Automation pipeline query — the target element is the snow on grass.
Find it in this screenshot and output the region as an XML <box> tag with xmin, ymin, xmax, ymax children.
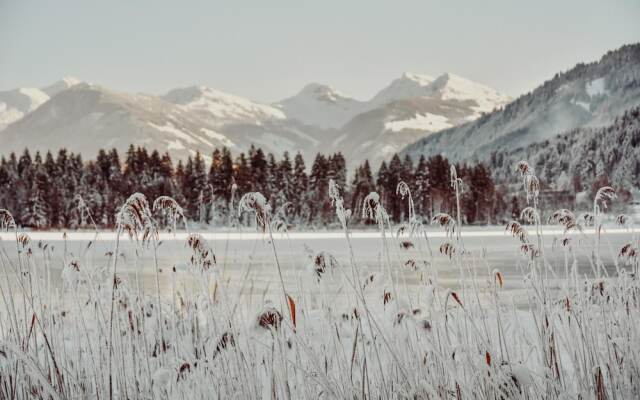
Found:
<box><xmin>1</xmin><ymin>184</ymin><xmax>639</xmax><ymax>399</ymax></box>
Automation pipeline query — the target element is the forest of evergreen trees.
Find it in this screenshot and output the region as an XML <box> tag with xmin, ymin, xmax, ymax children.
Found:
<box><xmin>0</xmin><ymin>144</ymin><xmax>507</xmax><ymax>229</ymax></box>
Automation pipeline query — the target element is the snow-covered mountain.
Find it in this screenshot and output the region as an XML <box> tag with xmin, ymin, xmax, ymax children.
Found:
<box><xmin>42</xmin><ymin>77</ymin><xmax>83</xmax><ymax>97</ymax></box>
<box><xmin>275</xmin><ymin>83</ymin><xmax>366</xmax><ymax>129</ymax></box>
<box><xmin>369</xmin><ymin>72</ymin><xmax>435</xmax><ymax>107</ymax></box>
<box><xmin>403</xmin><ymin>43</ymin><xmax>640</xmax><ymax>164</ymax></box>
<box><xmin>0</xmin><ymin>83</ymin><xmax>229</xmax><ymax>160</ymax></box>
<box><xmin>329</xmin><ymin>72</ymin><xmax>511</xmax><ymax>168</ymax></box>
<box><xmin>0</xmin><ymin>71</ymin><xmax>511</xmax><ymax>167</ymax></box>
<box><xmin>0</xmin><ymin>88</ymin><xmax>50</xmax><ymax>131</ymax></box>
<box><xmin>163</xmin><ymin>85</ymin><xmax>285</xmax><ymax>126</ymax></box>
<box><xmin>0</xmin><ymin>77</ymin><xmax>82</xmax><ymax>131</ymax></box>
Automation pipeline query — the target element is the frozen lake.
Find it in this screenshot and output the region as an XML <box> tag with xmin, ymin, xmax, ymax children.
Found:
<box><xmin>0</xmin><ymin>227</ymin><xmax>635</xmax><ymax>306</ymax></box>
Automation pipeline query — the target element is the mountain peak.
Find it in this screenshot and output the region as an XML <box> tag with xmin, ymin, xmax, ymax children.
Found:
<box><xmin>399</xmin><ymin>72</ymin><xmax>435</xmax><ymax>86</ymax></box>
<box><xmin>42</xmin><ymin>77</ymin><xmax>83</xmax><ymax>97</ymax></box>
<box><xmin>294</xmin><ymin>83</ymin><xmax>352</xmax><ymax>103</ymax></box>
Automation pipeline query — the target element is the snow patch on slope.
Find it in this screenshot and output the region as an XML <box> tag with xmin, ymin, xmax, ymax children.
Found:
<box><xmin>586</xmin><ymin>78</ymin><xmax>608</xmax><ymax>97</ymax></box>
<box><xmin>201</xmin><ymin>128</ymin><xmax>236</xmax><ymax>148</ymax></box>
<box><xmin>148</xmin><ymin>122</ymin><xmax>198</xmax><ymax>144</ymax></box>
<box><xmin>164</xmin><ymin>86</ymin><xmax>285</xmax><ymax>125</ymax></box>
<box><xmin>384</xmin><ymin>113</ymin><xmax>453</xmax><ymax>132</ymax></box>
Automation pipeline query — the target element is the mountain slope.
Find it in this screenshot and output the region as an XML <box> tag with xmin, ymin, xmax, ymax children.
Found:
<box><xmin>331</xmin><ymin>72</ymin><xmax>511</xmax><ymax>168</ymax></box>
<box><xmin>0</xmin><ymin>84</ymin><xmax>228</xmax><ymax>160</ymax></box>
<box><xmin>163</xmin><ymin>85</ymin><xmax>286</xmax><ymax>126</ymax></box>
<box><xmin>0</xmin><ymin>88</ymin><xmax>50</xmax><ymax>131</ymax></box>
<box><xmin>0</xmin><ymin>72</ymin><xmax>511</xmax><ymax>166</ymax></box>
<box><xmin>403</xmin><ymin>43</ymin><xmax>640</xmax><ymax>163</ymax></box>
<box><xmin>488</xmin><ymin>106</ymin><xmax>640</xmax><ymax>192</ymax></box>
<box><xmin>275</xmin><ymin>83</ymin><xmax>365</xmax><ymax>129</ymax></box>
<box><xmin>42</xmin><ymin>77</ymin><xmax>82</xmax><ymax>97</ymax></box>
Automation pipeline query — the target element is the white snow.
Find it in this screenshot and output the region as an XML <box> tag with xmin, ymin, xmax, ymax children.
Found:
<box><xmin>586</xmin><ymin>77</ymin><xmax>608</xmax><ymax>97</ymax></box>
<box><xmin>385</xmin><ymin>112</ymin><xmax>453</xmax><ymax>132</ymax></box>
<box><xmin>165</xmin><ymin>86</ymin><xmax>285</xmax><ymax>123</ymax></box>
<box><xmin>436</xmin><ymin>73</ymin><xmax>510</xmax><ymax>114</ymax></box>
<box><xmin>200</xmin><ymin>128</ymin><xmax>236</xmax><ymax>148</ymax></box>
<box><xmin>166</xmin><ymin>139</ymin><xmax>185</xmax><ymax>150</ymax></box>
<box><xmin>571</xmin><ymin>98</ymin><xmax>590</xmax><ymax>111</ymax></box>
<box><xmin>275</xmin><ymin>83</ymin><xmax>364</xmax><ymax>129</ymax></box>
<box><xmin>19</xmin><ymin>88</ymin><xmax>50</xmax><ymax>108</ymax></box>
<box><xmin>148</xmin><ymin>122</ymin><xmax>198</xmax><ymax>144</ymax></box>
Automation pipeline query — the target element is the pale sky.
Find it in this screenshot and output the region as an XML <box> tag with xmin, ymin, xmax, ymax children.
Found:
<box><xmin>1</xmin><ymin>0</ymin><xmax>639</xmax><ymax>103</ymax></box>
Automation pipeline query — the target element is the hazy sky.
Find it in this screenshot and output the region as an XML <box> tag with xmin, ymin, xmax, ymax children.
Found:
<box><xmin>1</xmin><ymin>0</ymin><xmax>639</xmax><ymax>102</ymax></box>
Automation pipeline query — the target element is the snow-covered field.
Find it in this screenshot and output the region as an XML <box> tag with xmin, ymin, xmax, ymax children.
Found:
<box><xmin>1</xmin><ymin>209</ymin><xmax>639</xmax><ymax>398</ymax></box>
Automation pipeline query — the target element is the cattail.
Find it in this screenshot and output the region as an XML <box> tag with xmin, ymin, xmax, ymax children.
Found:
<box><xmin>400</xmin><ymin>240</ymin><xmax>414</xmax><ymax>250</ymax></box>
<box><xmin>328</xmin><ymin>179</ymin><xmax>352</xmax><ymax>228</ymax></box>
<box><xmin>187</xmin><ymin>233</ymin><xmax>215</xmax><ymax>270</ymax></box>
<box><xmin>431</xmin><ymin>213</ymin><xmax>456</xmax><ymax>237</ymax></box>
<box><xmin>449</xmin><ymin>291</ymin><xmax>463</xmax><ymax>308</ymax></box>
<box><xmin>311</xmin><ymin>251</ymin><xmax>339</xmax><ymax>279</ymax></box>
<box><xmin>439</xmin><ymin>242</ymin><xmax>456</xmax><ymax>259</ymax></box>
<box><xmin>153</xmin><ymin>196</ymin><xmax>185</xmax><ymax>232</ymax></box>
<box><xmin>520</xmin><ymin>243</ymin><xmax>539</xmax><ymax>259</ymax></box>
<box><xmin>520</xmin><ymin>207</ymin><xmax>538</xmax><ymax>224</ymax></box>
<box><xmin>270</xmin><ymin>202</ymin><xmax>294</xmax><ymax>233</ymax></box>
<box><xmin>396</xmin><ymin>181</ymin><xmax>415</xmax><ymax>222</ymax></box>
<box><xmin>516</xmin><ymin>161</ymin><xmax>532</xmax><ymax>177</ymax></box>
<box><xmin>549</xmin><ymin>209</ymin><xmax>579</xmax><ymax>233</ymax></box>
<box><xmin>238</xmin><ymin>192</ymin><xmax>270</xmax><ymax>232</ymax></box>
<box><xmin>404</xmin><ymin>259</ymin><xmax>418</xmax><ymax>270</ymax></box>
<box><xmin>595</xmin><ymin>186</ymin><xmax>616</xmax><ymax>208</ymax></box>
<box><xmin>117</xmin><ymin>193</ymin><xmax>157</xmax><ymax>245</ymax></box>
<box><xmin>257</xmin><ymin>302</ymin><xmax>283</xmax><ymax>331</ymax></box>
<box><xmin>493</xmin><ymin>269</ymin><xmax>504</xmax><ymax>288</ymax></box>
<box><xmin>515</xmin><ymin>161</ymin><xmax>539</xmax><ymax>204</ymax></box>
<box><xmin>506</xmin><ymin>221</ymin><xmax>529</xmax><ymax>243</ymax></box>
<box><xmin>578</xmin><ymin>212</ymin><xmax>594</xmax><ymax>227</ymax></box>
<box><xmin>362</xmin><ymin>192</ymin><xmax>389</xmax><ymax>226</ymax></box>
<box><xmin>618</xmin><ymin>243</ymin><xmax>638</xmax><ymax>263</ymax></box>
<box><xmin>0</xmin><ymin>209</ymin><xmax>16</xmax><ymax>230</ymax></box>
<box><xmin>17</xmin><ymin>233</ymin><xmax>31</xmax><ymax>248</ymax></box>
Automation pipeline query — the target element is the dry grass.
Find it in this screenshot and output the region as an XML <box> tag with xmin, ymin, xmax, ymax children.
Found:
<box><xmin>0</xmin><ymin>163</ymin><xmax>639</xmax><ymax>399</ymax></box>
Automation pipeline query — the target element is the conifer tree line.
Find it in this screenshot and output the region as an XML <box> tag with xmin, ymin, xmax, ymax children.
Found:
<box><xmin>0</xmin><ymin>144</ymin><xmax>505</xmax><ymax>229</ymax></box>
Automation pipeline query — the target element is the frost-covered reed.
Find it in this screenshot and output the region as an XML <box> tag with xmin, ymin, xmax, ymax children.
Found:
<box><xmin>0</xmin><ymin>164</ymin><xmax>639</xmax><ymax>399</ymax></box>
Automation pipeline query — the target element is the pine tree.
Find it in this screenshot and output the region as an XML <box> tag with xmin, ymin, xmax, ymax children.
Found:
<box><xmin>292</xmin><ymin>152</ymin><xmax>308</xmax><ymax>222</ymax></box>
<box><xmin>308</xmin><ymin>154</ymin><xmax>329</xmax><ymax>224</ymax></box>
<box><xmin>21</xmin><ymin>153</ymin><xmax>50</xmax><ymax>228</ymax></box>
<box><xmin>414</xmin><ymin>155</ymin><xmax>430</xmax><ymax>220</ymax></box>
<box><xmin>250</xmin><ymin>145</ymin><xmax>268</xmax><ymax>194</ymax></box>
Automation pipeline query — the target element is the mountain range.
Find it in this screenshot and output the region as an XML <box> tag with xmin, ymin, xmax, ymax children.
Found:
<box><xmin>0</xmin><ymin>71</ymin><xmax>510</xmax><ymax>168</ymax></box>
<box><xmin>2</xmin><ymin>43</ymin><xmax>638</xmax><ymax>176</ymax></box>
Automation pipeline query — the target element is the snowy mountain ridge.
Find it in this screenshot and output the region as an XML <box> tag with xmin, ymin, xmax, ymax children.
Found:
<box><xmin>0</xmin><ymin>70</ymin><xmax>510</xmax><ymax>168</ymax></box>
<box><xmin>402</xmin><ymin>43</ymin><xmax>640</xmax><ymax>164</ymax></box>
